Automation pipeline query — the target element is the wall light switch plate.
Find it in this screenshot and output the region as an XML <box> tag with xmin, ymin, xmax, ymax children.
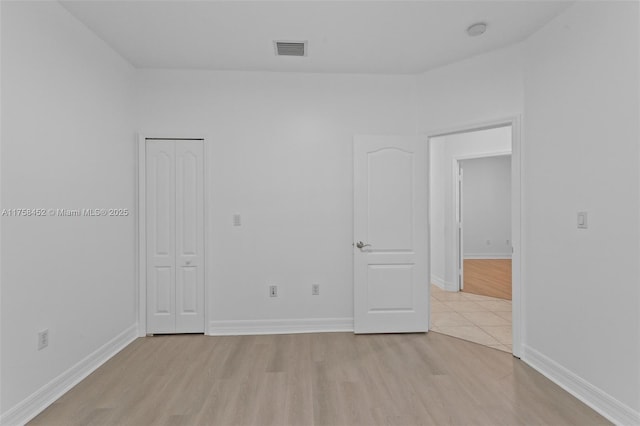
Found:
<box><xmin>233</xmin><ymin>214</ymin><xmax>241</xmax><ymax>227</ymax></box>
<box><xmin>577</xmin><ymin>211</ymin><xmax>588</xmax><ymax>229</ymax></box>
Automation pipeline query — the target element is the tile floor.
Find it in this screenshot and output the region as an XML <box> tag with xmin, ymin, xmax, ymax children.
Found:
<box><xmin>430</xmin><ymin>284</ymin><xmax>512</xmax><ymax>352</ymax></box>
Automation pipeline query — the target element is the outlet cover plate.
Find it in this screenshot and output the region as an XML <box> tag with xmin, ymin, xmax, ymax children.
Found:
<box><xmin>38</xmin><ymin>329</ymin><xmax>49</xmax><ymax>350</ymax></box>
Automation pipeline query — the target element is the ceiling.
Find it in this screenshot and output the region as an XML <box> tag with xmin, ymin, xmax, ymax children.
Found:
<box><xmin>60</xmin><ymin>1</ymin><xmax>572</xmax><ymax>74</ymax></box>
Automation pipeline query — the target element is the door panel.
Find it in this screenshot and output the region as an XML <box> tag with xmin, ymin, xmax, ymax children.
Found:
<box><xmin>175</xmin><ymin>140</ymin><xmax>204</xmax><ymax>333</ymax></box>
<box><xmin>178</xmin><ymin>266</ymin><xmax>198</xmax><ymax>312</ymax></box>
<box><xmin>146</xmin><ymin>139</ymin><xmax>204</xmax><ymax>334</ymax></box>
<box><xmin>153</xmin><ymin>151</ymin><xmax>173</xmax><ymax>256</ymax></box>
<box><xmin>354</xmin><ymin>135</ymin><xmax>429</xmax><ymax>333</ymax></box>
<box><xmin>154</xmin><ymin>267</ymin><xmax>173</xmax><ymax>314</ymax></box>
<box><xmin>367</xmin><ymin>264</ymin><xmax>414</xmax><ymax>311</ymax></box>
<box><xmin>367</xmin><ymin>149</ymin><xmax>414</xmax><ymax>250</ymax></box>
<box><xmin>178</xmin><ymin>150</ymin><xmax>198</xmax><ymax>255</ymax></box>
<box><xmin>146</xmin><ymin>140</ymin><xmax>176</xmax><ymax>333</ymax></box>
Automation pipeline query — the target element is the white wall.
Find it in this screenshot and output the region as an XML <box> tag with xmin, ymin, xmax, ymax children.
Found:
<box><xmin>416</xmin><ymin>45</ymin><xmax>523</xmax><ymax>133</ymax></box>
<box><xmin>523</xmin><ymin>0</ymin><xmax>640</xmax><ymax>419</ymax></box>
<box><xmin>429</xmin><ymin>127</ymin><xmax>512</xmax><ymax>290</ymax></box>
<box><xmin>461</xmin><ymin>155</ymin><xmax>511</xmax><ymax>258</ymax></box>
<box><xmin>135</xmin><ymin>70</ymin><xmax>417</xmax><ymax>330</ymax></box>
<box><xmin>1</xmin><ymin>1</ymin><xmax>136</xmax><ymax>419</ymax></box>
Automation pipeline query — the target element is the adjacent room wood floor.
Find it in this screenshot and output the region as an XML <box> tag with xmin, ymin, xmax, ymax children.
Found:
<box><xmin>463</xmin><ymin>259</ymin><xmax>512</xmax><ymax>300</ymax></box>
<box><xmin>29</xmin><ymin>333</ymin><xmax>608</xmax><ymax>426</ymax></box>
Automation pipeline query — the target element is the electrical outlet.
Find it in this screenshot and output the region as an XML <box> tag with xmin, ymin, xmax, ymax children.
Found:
<box><xmin>486</xmin><ymin>239</ymin><xmax>491</xmax><ymax>246</ymax></box>
<box><xmin>38</xmin><ymin>329</ymin><xmax>49</xmax><ymax>350</ymax></box>
<box><xmin>269</xmin><ymin>285</ymin><xmax>278</xmax><ymax>297</ymax></box>
<box><xmin>312</xmin><ymin>284</ymin><xmax>320</xmax><ymax>296</ymax></box>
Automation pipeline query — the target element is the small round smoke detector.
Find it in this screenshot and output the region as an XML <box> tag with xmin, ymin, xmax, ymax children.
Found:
<box><xmin>467</xmin><ymin>22</ymin><xmax>487</xmax><ymax>37</ymax></box>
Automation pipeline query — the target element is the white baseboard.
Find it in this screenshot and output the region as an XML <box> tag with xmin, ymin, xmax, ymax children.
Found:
<box><xmin>443</xmin><ymin>280</ymin><xmax>458</xmax><ymax>292</ymax></box>
<box><xmin>430</xmin><ymin>274</ymin><xmax>445</xmax><ymax>289</ymax></box>
<box><xmin>523</xmin><ymin>345</ymin><xmax>640</xmax><ymax>426</ymax></box>
<box><xmin>464</xmin><ymin>253</ymin><xmax>512</xmax><ymax>259</ymax></box>
<box><xmin>0</xmin><ymin>324</ymin><xmax>138</xmax><ymax>426</ymax></box>
<box><xmin>208</xmin><ymin>317</ymin><xmax>354</xmax><ymax>336</ymax></box>
<box><xmin>431</xmin><ymin>275</ymin><xmax>458</xmax><ymax>292</ymax></box>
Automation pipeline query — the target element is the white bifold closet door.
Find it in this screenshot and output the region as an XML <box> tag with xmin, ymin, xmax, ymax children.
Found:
<box><xmin>146</xmin><ymin>139</ymin><xmax>205</xmax><ymax>334</ymax></box>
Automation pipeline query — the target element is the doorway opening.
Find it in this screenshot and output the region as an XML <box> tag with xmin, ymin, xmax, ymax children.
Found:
<box><xmin>428</xmin><ymin>122</ymin><xmax>520</xmax><ymax>355</ymax></box>
<box><xmin>459</xmin><ymin>154</ymin><xmax>512</xmax><ymax>300</ymax></box>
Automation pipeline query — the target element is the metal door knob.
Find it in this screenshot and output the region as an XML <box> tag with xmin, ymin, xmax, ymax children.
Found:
<box><xmin>356</xmin><ymin>241</ymin><xmax>371</xmax><ymax>249</ymax></box>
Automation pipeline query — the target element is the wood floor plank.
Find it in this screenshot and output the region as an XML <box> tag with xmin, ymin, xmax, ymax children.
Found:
<box><xmin>28</xmin><ymin>332</ymin><xmax>609</xmax><ymax>426</ymax></box>
<box><xmin>463</xmin><ymin>259</ymin><xmax>512</xmax><ymax>300</ymax></box>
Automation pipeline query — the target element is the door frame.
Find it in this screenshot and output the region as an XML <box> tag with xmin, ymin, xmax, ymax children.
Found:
<box><xmin>136</xmin><ymin>134</ymin><xmax>212</xmax><ymax>336</ymax></box>
<box><xmin>426</xmin><ymin>117</ymin><xmax>523</xmax><ymax>357</ymax></box>
<box><xmin>454</xmin><ymin>151</ymin><xmax>512</xmax><ymax>292</ymax></box>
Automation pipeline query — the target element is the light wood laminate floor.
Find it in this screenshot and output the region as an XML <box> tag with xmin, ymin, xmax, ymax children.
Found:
<box><xmin>463</xmin><ymin>259</ymin><xmax>512</xmax><ymax>300</ymax></box>
<box><xmin>29</xmin><ymin>333</ymin><xmax>608</xmax><ymax>426</ymax></box>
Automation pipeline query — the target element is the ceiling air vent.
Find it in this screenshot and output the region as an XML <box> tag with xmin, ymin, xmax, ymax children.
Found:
<box><xmin>274</xmin><ymin>41</ymin><xmax>307</xmax><ymax>57</ymax></box>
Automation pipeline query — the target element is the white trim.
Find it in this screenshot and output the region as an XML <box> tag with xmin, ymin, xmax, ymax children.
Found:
<box><xmin>0</xmin><ymin>0</ymin><xmax>4</xmax><ymax>413</ymax></box>
<box><xmin>425</xmin><ymin>116</ymin><xmax>523</xmax><ymax>358</ymax></box>
<box><xmin>429</xmin><ymin>275</ymin><xmax>457</xmax><ymax>293</ymax></box>
<box><xmin>463</xmin><ymin>254</ymin><xmax>512</xmax><ymax>260</ymax></box>
<box><xmin>430</xmin><ymin>274</ymin><xmax>445</xmax><ymax>289</ymax></box>
<box><xmin>137</xmin><ymin>135</ymin><xmax>145</xmax><ymax>336</ymax></box>
<box><xmin>443</xmin><ymin>281</ymin><xmax>458</xmax><ymax>292</ymax></box>
<box><xmin>203</xmin><ymin>136</ymin><xmax>213</xmax><ymax>335</ymax></box>
<box><xmin>431</xmin><ymin>276</ymin><xmax>458</xmax><ymax>293</ymax></box>
<box><xmin>209</xmin><ymin>318</ymin><xmax>354</xmax><ymax>336</ymax></box>
<box><xmin>427</xmin><ymin>119</ymin><xmax>513</xmax><ymax>139</ymax></box>
<box><xmin>454</xmin><ymin>151</ymin><xmax>512</xmax><ymax>161</ymax></box>
<box><xmin>455</xmin><ymin>159</ymin><xmax>464</xmax><ymax>291</ymax></box>
<box><xmin>511</xmin><ymin>117</ymin><xmax>523</xmax><ymax>358</ymax></box>
<box><xmin>523</xmin><ymin>345</ymin><xmax>640</xmax><ymax>426</ymax></box>
<box><xmin>137</xmin><ymin>134</ymin><xmax>211</xmax><ymax>336</ymax></box>
<box><xmin>0</xmin><ymin>325</ymin><xmax>137</xmax><ymax>426</ymax></box>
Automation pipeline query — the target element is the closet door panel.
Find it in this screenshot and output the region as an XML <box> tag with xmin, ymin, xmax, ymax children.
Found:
<box><xmin>146</xmin><ymin>140</ymin><xmax>176</xmax><ymax>334</ymax></box>
<box><xmin>175</xmin><ymin>140</ymin><xmax>205</xmax><ymax>333</ymax></box>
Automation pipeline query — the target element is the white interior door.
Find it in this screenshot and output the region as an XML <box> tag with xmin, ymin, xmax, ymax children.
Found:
<box><xmin>353</xmin><ymin>135</ymin><xmax>429</xmax><ymax>333</ymax></box>
<box><xmin>146</xmin><ymin>139</ymin><xmax>204</xmax><ymax>334</ymax></box>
